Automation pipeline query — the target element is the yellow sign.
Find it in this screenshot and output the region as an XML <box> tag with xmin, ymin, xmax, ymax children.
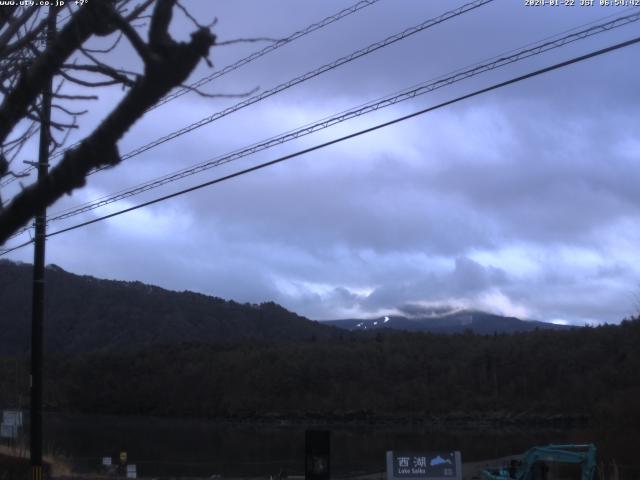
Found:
<box><xmin>120</xmin><ymin>451</ymin><xmax>128</xmax><ymax>464</ymax></box>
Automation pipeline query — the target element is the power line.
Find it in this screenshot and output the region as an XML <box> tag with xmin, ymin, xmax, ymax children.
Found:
<box><xmin>1</xmin><ymin>0</ymin><xmax>482</xmax><ymax>188</ymax></box>
<box><xmin>0</xmin><ymin>238</ymin><xmax>32</xmax><ymax>257</ymax></box>
<box><xmin>28</xmin><ymin>10</ymin><xmax>640</xmax><ymax>231</ymax></box>
<box><xmin>3</xmin><ymin>32</ymin><xmax>638</xmax><ymax>256</ymax></box>
<box><xmin>90</xmin><ymin>0</ymin><xmax>492</xmax><ymax>172</ymax></box>
<box><xmin>149</xmin><ymin>0</ymin><xmax>381</xmax><ymax>111</ymax></box>
<box><xmin>1</xmin><ymin>0</ymin><xmax>381</xmax><ymax>187</ymax></box>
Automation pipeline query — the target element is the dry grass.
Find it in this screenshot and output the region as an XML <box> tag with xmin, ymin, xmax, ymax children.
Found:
<box><xmin>0</xmin><ymin>443</ymin><xmax>73</xmax><ymax>477</ymax></box>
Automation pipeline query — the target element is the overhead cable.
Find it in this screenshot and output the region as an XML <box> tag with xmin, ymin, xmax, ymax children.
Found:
<box><xmin>94</xmin><ymin>0</ymin><xmax>493</xmax><ymax>170</ymax></box>
<box><xmin>1</xmin><ymin>0</ymin><xmax>381</xmax><ymax>187</ymax></box>
<box><xmin>3</xmin><ymin>32</ymin><xmax>638</xmax><ymax>255</ymax></box>
<box><xmin>36</xmin><ymin>10</ymin><xmax>640</xmax><ymax>228</ymax></box>
<box><xmin>4</xmin><ymin>0</ymin><xmax>492</xmax><ymax>187</ymax></box>
<box><xmin>150</xmin><ymin>0</ymin><xmax>381</xmax><ymax>111</ymax></box>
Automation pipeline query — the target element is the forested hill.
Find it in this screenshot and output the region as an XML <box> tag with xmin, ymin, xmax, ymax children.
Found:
<box><xmin>0</xmin><ymin>260</ymin><xmax>340</xmax><ymax>354</ymax></box>
<box><xmin>0</xmin><ymin>260</ymin><xmax>568</xmax><ymax>356</ymax></box>
<box><xmin>2</xmin><ymin>260</ymin><xmax>639</xmax><ymax>425</ymax></box>
<box><xmin>1</xmin><ymin>319</ymin><xmax>639</xmax><ymax>426</ymax></box>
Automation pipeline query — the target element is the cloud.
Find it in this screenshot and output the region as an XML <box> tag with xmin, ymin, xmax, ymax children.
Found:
<box><xmin>397</xmin><ymin>303</ymin><xmax>455</xmax><ymax>318</ymax></box>
<box><xmin>4</xmin><ymin>2</ymin><xmax>640</xmax><ymax>327</ymax></box>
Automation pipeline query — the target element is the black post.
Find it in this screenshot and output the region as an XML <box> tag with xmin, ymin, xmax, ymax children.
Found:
<box><xmin>30</xmin><ymin>7</ymin><xmax>55</xmax><ymax>480</ymax></box>
<box><xmin>305</xmin><ymin>430</ymin><xmax>331</xmax><ymax>480</ymax></box>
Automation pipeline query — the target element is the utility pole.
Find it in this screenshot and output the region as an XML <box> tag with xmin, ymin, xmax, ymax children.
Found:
<box><xmin>30</xmin><ymin>7</ymin><xmax>56</xmax><ymax>480</ymax></box>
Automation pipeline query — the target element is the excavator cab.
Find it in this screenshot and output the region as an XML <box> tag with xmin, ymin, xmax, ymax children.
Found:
<box><xmin>481</xmin><ymin>444</ymin><xmax>596</xmax><ymax>480</ymax></box>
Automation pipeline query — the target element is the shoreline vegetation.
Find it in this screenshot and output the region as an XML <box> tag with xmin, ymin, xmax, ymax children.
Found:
<box><xmin>2</xmin><ymin>319</ymin><xmax>639</xmax><ymax>428</ymax></box>
<box><xmin>184</xmin><ymin>410</ymin><xmax>591</xmax><ymax>427</ymax></box>
<box><xmin>2</xmin><ymin>319</ymin><xmax>640</xmax><ymax>428</ymax></box>
<box><xmin>1</xmin><ymin>261</ymin><xmax>640</xmax><ymax>429</ymax></box>
<box><xmin>38</xmin><ymin>410</ymin><xmax>587</xmax><ymax>429</ymax></box>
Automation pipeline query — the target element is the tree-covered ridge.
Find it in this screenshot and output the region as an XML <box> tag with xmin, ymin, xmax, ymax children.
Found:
<box><xmin>0</xmin><ymin>260</ymin><xmax>573</xmax><ymax>356</ymax></box>
<box><xmin>2</xmin><ymin>319</ymin><xmax>638</xmax><ymax>426</ymax></box>
<box><xmin>2</xmin><ymin>259</ymin><xmax>638</xmax><ymax>426</ymax></box>
<box><xmin>0</xmin><ymin>260</ymin><xmax>341</xmax><ymax>354</ymax></box>
<box><xmin>326</xmin><ymin>312</ymin><xmax>571</xmax><ymax>334</ymax></box>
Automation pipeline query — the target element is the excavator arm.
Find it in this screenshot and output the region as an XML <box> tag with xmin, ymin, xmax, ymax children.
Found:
<box><xmin>482</xmin><ymin>444</ymin><xmax>596</xmax><ymax>480</ymax></box>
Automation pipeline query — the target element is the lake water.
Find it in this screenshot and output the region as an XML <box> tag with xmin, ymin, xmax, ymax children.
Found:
<box><xmin>36</xmin><ymin>414</ymin><xmax>639</xmax><ymax>478</ymax></box>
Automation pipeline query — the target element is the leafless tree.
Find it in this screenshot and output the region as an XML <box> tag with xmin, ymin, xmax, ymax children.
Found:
<box><xmin>0</xmin><ymin>0</ymin><xmax>216</xmax><ymax>245</ymax></box>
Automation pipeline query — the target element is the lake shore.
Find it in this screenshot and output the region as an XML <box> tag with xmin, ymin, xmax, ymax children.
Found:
<box><xmin>0</xmin><ymin>444</ymin><xmax>72</xmax><ymax>477</ymax></box>
<box><xmin>204</xmin><ymin>410</ymin><xmax>590</xmax><ymax>429</ymax></box>
<box><xmin>1</xmin><ymin>453</ymin><xmax>517</xmax><ymax>480</ymax></box>
<box><xmin>38</xmin><ymin>409</ymin><xmax>591</xmax><ymax>430</ymax></box>
<box><xmin>4</xmin><ymin>413</ymin><xmax>625</xmax><ymax>479</ymax></box>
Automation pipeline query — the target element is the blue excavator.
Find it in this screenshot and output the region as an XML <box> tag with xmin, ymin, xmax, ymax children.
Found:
<box><xmin>481</xmin><ymin>444</ymin><xmax>597</xmax><ymax>480</ymax></box>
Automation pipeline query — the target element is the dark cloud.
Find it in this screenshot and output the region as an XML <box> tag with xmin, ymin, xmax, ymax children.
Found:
<box><xmin>4</xmin><ymin>1</ymin><xmax>640</xmax><ymax>326</ymax></box>
<box><xmin>358</xmin><ymin>256</ymin><xmax>508</xmax><ymax>312</ymax></box>
<box><xmin>397</xmin><ymin>303</ymin><xmax>455</xmax><ymax>318</ymax></box>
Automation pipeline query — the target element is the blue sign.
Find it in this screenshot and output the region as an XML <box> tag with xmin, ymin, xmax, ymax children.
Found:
<box><xmin>386</xmin><ymin>451</ymin><xmax>462</xmax><ymax>480</ymax></box>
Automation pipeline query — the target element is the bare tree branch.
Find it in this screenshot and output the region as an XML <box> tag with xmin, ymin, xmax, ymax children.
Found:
<box><xmin>107</xmin><ymin>8</ymin><xmax>155</xmax><ymax>63</ymax></box>
<box><xmin>0</xmin><ymin>6</ymin><xmax>19</xmax><ymax>32</ymax></box>
<box><xmin>1</xmin><ymin>13</ymin><xmax>47</xmax><ymax>58</ymax></box>
<box><xmin>149</xmin><ymin>0</ymin><xmax>174</xmax><ymax>49</ymax></box>
<box><xmin>52</xmin><ymin>104</ymin><xmax>88</xmax><ymax>117</ymax></box>
<box><xmin>82</xmin><ymin>31</ymin><xmax>124</xmax><ymax>54</ymax></box>
<box><xmin>175</xmin><ymin>1</ymin><xmax>216</xmax><ymax>30</ymax></box>
<box><xmin>0</xmin><ymin>7</ymin><xmax>37</xmax><ymax>53</ymax></box>
<box><xmin>0</xmin><ymin>0</ymin><xmax>117</xmax><ymax>144</ymax></box>
<box><xmin>62</xmin><ymin>63</ymin><xmax>138</xmax><ymax>87</ymax></box>
<box><xmin>2</xmin><ymin>169</ymin><xmax>30</xmax><ymax>180</ymax></box>
<box><xmin>52</xmin><ymin>93</ymin><xmax>99</xmax><ymax>100</ymax></box>
<box><xmin>123</xmin><ymin>0</ymin><xmax>156</xmax><ymax>22</ymax></box>
<box><xmin>50</xmin><ymin>117</ymin><xmax>78</xmax><ymax>154</ymax></box>
<box><xmin>58</xmin><ymin>69</ymin><xmax>125</xmax><ymax>88</ymax></box>
<box><xmin>0</xmin><ymin>1</ymin><xmax>215</xmax><ymax>243</ymax></box>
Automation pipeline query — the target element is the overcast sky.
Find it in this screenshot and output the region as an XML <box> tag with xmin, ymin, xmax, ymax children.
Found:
<box><xmin>3</xmin><ymin>0</ymin><xmax>640</xmax><ymax>325</ymax></box>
